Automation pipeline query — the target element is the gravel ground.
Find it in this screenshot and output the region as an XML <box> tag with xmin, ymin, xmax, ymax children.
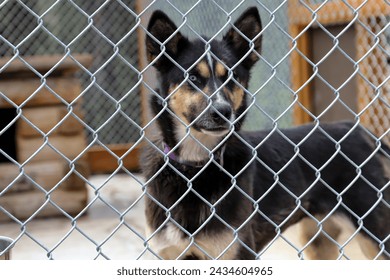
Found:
<box><xmin>1</xmin><ymin>174</ymin><xmax>369</xmax><ymax>260</ymax></box>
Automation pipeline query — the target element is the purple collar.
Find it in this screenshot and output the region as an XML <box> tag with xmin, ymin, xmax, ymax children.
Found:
<box><xmin>162</xmin><ymin>142</ymin><xmax>225</xmax><ymax>168</ymax></box>
<box><xmin>163</xmin><ymin>142</ymin><xmax>178</xmax><ymax>162</ymax></box>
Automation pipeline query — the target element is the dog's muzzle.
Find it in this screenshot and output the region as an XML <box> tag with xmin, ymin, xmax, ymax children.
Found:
<box><xmin>194</xmin><ymin>102</ymin><xmax>233</xmax><ymax>136</ymax></box>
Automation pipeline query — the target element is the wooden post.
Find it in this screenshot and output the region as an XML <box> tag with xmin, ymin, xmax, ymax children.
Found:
<box><xmin>289</xmin><ymin>24</ymin><xmax>313</xmax><ymax>125</ymax></box>
<box><xmin>288</xmin><ymin>0</ymin><xmax>390</xmax><ymax>130</ymax></box>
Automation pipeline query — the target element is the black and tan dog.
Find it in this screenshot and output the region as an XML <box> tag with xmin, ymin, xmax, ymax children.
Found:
<box><xmin>142</xmin><ymin>7</ymin><xmax>389</xmax><ymax>259</ymax></box>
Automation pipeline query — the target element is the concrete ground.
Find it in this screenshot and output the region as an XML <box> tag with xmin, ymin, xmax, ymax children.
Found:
<box><xmin>1</xmin><ymin>174</ymin><xmax>370</xmax><ymax>260</ymax></box>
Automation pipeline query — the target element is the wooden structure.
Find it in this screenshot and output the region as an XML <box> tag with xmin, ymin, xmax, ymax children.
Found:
<box><xmin>0</xmin><ymin>54</ymin><xmax>92</xmax><ymax>222</ymax></box>
<box><xmin>289</xmin><ymin>0</ymin><xmax>389</xmax><ymax>142</ymax></box>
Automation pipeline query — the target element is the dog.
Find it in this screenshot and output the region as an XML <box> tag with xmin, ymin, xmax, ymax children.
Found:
<box><xmin>141</xmin><ymin>7</ymin><xmax>389</xmax><ymax>259</ymax></box>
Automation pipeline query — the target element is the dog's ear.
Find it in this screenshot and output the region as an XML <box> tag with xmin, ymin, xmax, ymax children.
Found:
<box><xmin>146</xmin><ymin>10</ymin><xmax>188</xmax><ymax>72</ymax></box>
<box><xmin>223</xmin><ymin>7</ymin><xmax>262</xmax><ymax>70</ymax></box>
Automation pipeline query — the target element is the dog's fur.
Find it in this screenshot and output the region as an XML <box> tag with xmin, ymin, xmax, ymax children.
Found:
<box><xmin>142</xmin><ymin>7</ymin><xmax>390</xmax><ymax>259</ymax></box>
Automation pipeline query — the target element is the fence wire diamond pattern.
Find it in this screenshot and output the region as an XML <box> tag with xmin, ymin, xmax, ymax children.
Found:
<box><xmin>0</xmin><ymin>0</ymin><xmax>389</xmax><ymax>260</ymax></box>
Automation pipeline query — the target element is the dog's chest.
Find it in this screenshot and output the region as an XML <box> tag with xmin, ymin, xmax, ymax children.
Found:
<box><xmin>144</xmin><ymin>149</ymin><xmax>252</xmax><ymax>259</ymax></box>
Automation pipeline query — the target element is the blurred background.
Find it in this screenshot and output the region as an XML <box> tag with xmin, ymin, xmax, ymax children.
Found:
<box><xmin>0</xmin><ymin>0</ymin><xmax>389</xmax><ymax>259</ymax></box>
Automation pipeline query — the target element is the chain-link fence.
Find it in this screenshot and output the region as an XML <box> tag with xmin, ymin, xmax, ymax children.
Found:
<box><xmin>1</xmin><ymin>0</ymin><xmax>141</xmax><ymax>145</ymax></box>
<box><xmin>0</xmin><ymin>0</ymin><xmax>389</xmax><ymax>260</ymax></box>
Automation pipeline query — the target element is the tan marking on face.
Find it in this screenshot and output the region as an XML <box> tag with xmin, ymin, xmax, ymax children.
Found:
<box><xmin>196</xmin><ymin>61</ymin><xmax>210</xmax><ymax>78</ymax></box>
<box><xmin>225</xmin><ymin>85</ymin><xmax>244</xmax><ymax>111</ymax></box>
<box><xmin>215</xmin><ymin>62</ymin><xmax>227</xmax><ymax>77</ymax></box>
<box><xmin>169</xmin><ymin>84</ymin><xmax>205</xmax><ymax>124</ymax></box>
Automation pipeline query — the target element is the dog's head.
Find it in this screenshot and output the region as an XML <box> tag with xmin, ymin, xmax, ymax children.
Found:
<box><xmin>146</xmin><ymin>7</ymin><xmax>262</xmax><ymax>159</ymax></box>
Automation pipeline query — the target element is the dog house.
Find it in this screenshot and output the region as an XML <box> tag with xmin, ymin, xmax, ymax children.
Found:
<box><xmin>289</xmin><ymin>0</ymin><xmax>389</xmax><ymax>142</ymax></box>
<box><xmin>0</xmin><ymin>54</ymin><xmax>92</xmax><ymax>222</ymax></box>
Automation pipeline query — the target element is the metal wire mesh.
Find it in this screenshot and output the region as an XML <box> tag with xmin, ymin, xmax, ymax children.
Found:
<box><xmin>0</xmin><ymin>0</ymin><xmax>389</xmax><ymax>260</ymax></box>
<box><xmin>357</xmin><ymin>13</ymin><xmax>390</xmax><ymax>143</ymax></box>
<box><xmin>0</xmin><ymin>0</ymin><xmax>141</xmax><ymax>144</ymax></box>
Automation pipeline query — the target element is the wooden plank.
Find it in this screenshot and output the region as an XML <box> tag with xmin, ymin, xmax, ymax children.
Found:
<box><xmin>296</xmin><ymin>31</ymin><xmax>313</xmax><ymax>124</ymax></box>
<box><xmin>0</xmin><ymin>187</ymin><xmax>88</xmax><ymax>222</ymax></box>
<box><xmin>17</xmin><ymin>133</ymin><xmax>87</xmax><ymax>163</ymax></box>
<box><xmin>290</xmin><ymin>26</ymin><xmax>314</xmax><ymax>125</ymax></box>
<box><xmin>87</xmin><ymin>143</ymin><xmax>141</xmax><ymax>173</ymax></box>
<box><xmin>17</xmin><ymin>105</ymin><xmax>85</xmax><ymax>137</ymax></box>
<box><xmin>136</xmin><ymin>0</ymin><xmax>152</xmax><ymax>127</ymax></box>
<box><xmin>0</xmin><ymin>160</ymin><xmax>89</xmax><ymax>192</ymax></box>
<box><xmin>0</xmin><ymin>53</ymin><xmax>93</xmax><ymax>77</ymax></box>
<box><xmin>355</xmin><ymin>19</ymin><xmax>390</xmax><ymax>142</ymax></box>
<box><xmin>0</xmin><ymin>77</ymin><xmax>82</xmax><ymax>108</ymax></box>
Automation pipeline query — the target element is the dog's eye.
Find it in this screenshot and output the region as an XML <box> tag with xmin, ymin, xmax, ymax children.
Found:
<box><xmin>189</xmin><ymin>75</ymin><xmax>198</xmax><ymax>82</ymax></box>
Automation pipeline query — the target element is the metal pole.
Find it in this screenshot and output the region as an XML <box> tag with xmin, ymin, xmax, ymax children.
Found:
<box><xmin>0</xmin><ymin>236</ymin><xmax>14</xmax><ymax>260</ymax></box>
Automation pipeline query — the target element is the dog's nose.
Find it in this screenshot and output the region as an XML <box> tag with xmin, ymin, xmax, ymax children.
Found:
<box><xmin>211</xmin><ymin>103</ymin><xmax>232</xmax><ymax>122</ymax></box>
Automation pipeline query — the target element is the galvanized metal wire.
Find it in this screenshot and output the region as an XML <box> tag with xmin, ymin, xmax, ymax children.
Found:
<box><xmin>0</xmin><ymin>0</ymin><xmax>389</xmax><ymax>260</ymax></box>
